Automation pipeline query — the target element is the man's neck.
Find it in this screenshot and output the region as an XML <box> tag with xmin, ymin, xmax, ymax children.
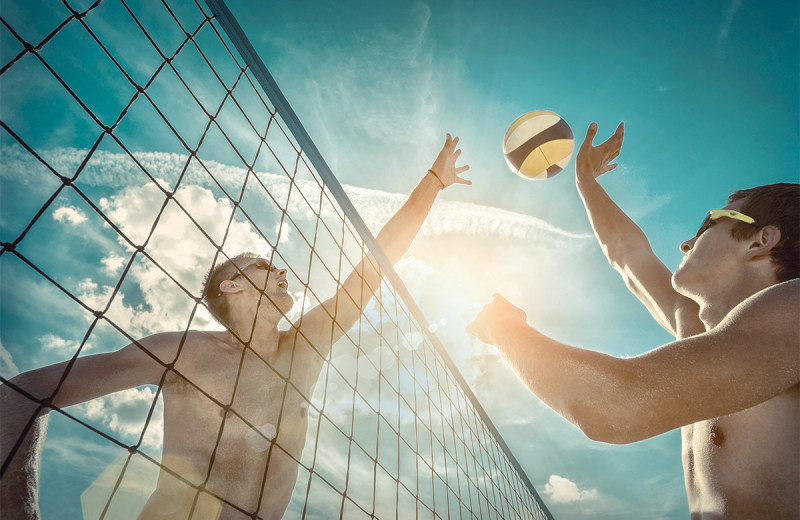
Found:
<box><xmin>227</xmin><ymin>316</ymin><xmax>282</xmax><ymax>359</ymax></box>
<box><xmin>698</xmin><ymin>275</ymin><xmax>778</xmax><ymax>330</ymax></box>
<box><xmin>699</xmin><ymin>301</ymin><xmax>738</xmax><ymax>330</ymax></box>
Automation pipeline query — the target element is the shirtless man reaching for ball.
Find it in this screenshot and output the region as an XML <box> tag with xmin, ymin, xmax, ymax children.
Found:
<box><xmin>1</xmin><ymin>134</ymin><xmax>470</xmax><ymax>520</ymax></box>
<box><xmin>469</xmin><ymin>122</ymin><xmax>799</xmax><ymax>519</ymax></box>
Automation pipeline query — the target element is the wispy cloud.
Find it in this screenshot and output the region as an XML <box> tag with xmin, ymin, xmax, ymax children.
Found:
<box><xmin>0</xmin><ymin>340</ymin><xmax>20</xmax><ymax>378</ymax></box>
<box><xmin>39</xmin><ymin>333</ymin><xmax>91</xmax><ymax>354</ymax></box>
<box><xmin>43</xmin><ymin>435</ymin><xmax>124</xmax><ymax>481</ymax></box>
<box><xmin>348</xmin><ymin>186</ymin><xmax>592</xmax><ymax>243</ymax></box>
<box><xmin>718</xmin><ymin>0</ymin><xmax>743</xmax><ymax>44</ymax></box>
<box><xmin>300</xmin><ymin>3</ymin><xmax>436</xmax><ymax>144</ymax></box>
<box><xmin>265</xmin><ymin>3</ymin><xmax>443</xmax><ymax>185</ymax></box>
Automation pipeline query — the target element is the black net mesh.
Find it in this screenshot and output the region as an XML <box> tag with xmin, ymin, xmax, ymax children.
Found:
<box><xmin>0</xmin><ymin>1</ymin><xmax>553</xmax><ymax>518</ymax></box>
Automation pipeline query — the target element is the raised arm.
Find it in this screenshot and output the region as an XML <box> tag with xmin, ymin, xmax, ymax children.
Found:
<box><xmin>287</xmin><ymin>134</ymin><xmax>470</xmax><ymax>371</ymax></box>
<box><xmin>468</xmin><ymin>280</ymin><xmax>800</xmax><ymax>444</ymax></box>
<box><xmin>576</xmin><ymin>122</ymin><xmax>702</xmax><ymax>338</ymax></box>
<box><xmin>0</xmin><ymin>332</ymin><xmax>179</xmax><ymax>519</ymax></box>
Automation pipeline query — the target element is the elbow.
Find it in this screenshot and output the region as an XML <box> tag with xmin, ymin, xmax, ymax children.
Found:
<box><xmin>551</xmin><ymin>358</ymin><xmax>661</xmax><ymax>444</ymax></box>
<box><xmin>604</xmin><ymin>251</ymin><xmax>630</xmax><ymax>277</ymax></box>
<box><xmin>566</xmin><ymin>395</ymin><xmax>652</xmax><ymax>445</ymax></box>
<box><xmin>2</xmin><ymin>376</ymin><xmax>50</xmax><ymax>418</ymax></box>
<box><xmin>599</xmin><ymin>243</ymin><xmax>618</xmax><ymax>267</ymax></box>
<box><xmin>579</xmin><ymin>419</ymin><xmax>641</xmax><ymax>445</ymax></box>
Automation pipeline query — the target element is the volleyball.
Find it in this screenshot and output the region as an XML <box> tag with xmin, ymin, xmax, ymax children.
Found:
<box><xmin>503</xmin><ymin>110</ymin><xmax>574</xmax><ymax>180</ymax></box>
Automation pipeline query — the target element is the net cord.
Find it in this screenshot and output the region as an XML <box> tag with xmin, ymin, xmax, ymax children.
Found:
<box><xmin>201</xmin><ymin>1</ymin><xmax>554</xmax><ymax>517</ymax></box>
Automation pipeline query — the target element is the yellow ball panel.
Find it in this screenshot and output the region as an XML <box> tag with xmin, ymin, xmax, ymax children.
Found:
<box><xmin>539</xmin><ymin>138</ymin><xmax>574</xmax><ymax>165</ymax></box>
<box><xmin>517</xmin><ymin>148</ymin><xmax>552</xmax><ymax>179</ymax></box>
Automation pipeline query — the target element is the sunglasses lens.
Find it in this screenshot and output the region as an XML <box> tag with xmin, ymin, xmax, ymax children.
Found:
<box><xmin>696</xmin><ymin>214</ymin><xmax>712</xmax><ymax>237</ymax></box>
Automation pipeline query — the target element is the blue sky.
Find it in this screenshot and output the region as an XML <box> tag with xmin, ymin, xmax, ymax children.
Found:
<box><xmin>1</xmin><ymin>0</ymin><xmax>798</xmax><ymax>519</ymax></box>
<box><xmin>222</xmin><ymin>1</ymin><xmax>798</xmax><ymax>516</ymax></box>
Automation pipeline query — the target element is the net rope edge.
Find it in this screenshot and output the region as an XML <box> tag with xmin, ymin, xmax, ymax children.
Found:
<box><xmin>200</xmin><ymin>1</ymin><xmax>554</xmax><ymax>517</ymax></box>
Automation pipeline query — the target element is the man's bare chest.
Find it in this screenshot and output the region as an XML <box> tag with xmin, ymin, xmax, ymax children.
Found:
<box><xmin>163</xmin><ymin>345</ymin><xmax>311</xmax><ymax>454</ymax></box>
<box><xmin>682</xmin><ymin>385</ymin><xmax>799</xmax><ymax>514</ymax></box>
<box><xmin>686</xmin><ymin>385</ymin><xmax>798</xmax><ymax>455</ymax></box>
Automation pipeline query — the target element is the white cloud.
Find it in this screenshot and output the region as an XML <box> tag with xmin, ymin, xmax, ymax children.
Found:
<box><xmin>543</xmin><ymin>474</ymin><xmax>598</xmax><ymax>504</ymax></box>
<box><xmin>76</xmin><ymin>387</ymin><xmax>164</xmax><ymax>449</ymax></box>
<box><xmin>344</xmin><ymin>183</ymin><xmax>592</xmax><ymax>248</ymax></box>
<box><xmin>82</xmin><ymin>180</ymin><xmax>270</xmax><ymax>336</ymax></box>
<box><xmin>39</xmin><ymin>333</ymin><xmax>91</xmax><ymax>354</ymax></box>
<box><xmin>101</xmin><ymin>254</ymin><xmax>126</xmax><ymax>276</ymax></box>
<box><xmin>393</xmin><ymin>256</ymin><xmax>435</xmax><ymax>300</ymax></box>
<box><xmin>0</xmin><ymin>340</ymin><xmax>20</xmax><ymax>378</ymax></box>
<box><xmin>76</xmin><ymin>278</ymin><xmax>139</xmax><ymax>335</ymax></box>
<box><xmin>3</xmin><ymin>143</ymin><xmax>587</xmax><ymax>249</ymax></box>
<box><xmin>52</xmin><ymin>206</ymin><xmax>88</xmax><ymax>225</ymax></box>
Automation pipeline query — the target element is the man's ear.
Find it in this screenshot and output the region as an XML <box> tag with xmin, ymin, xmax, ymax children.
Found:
<box><xmin>744</xmin><ymin>225</ymin><xmax>782</xmax><ymax>260</ymax></box>
<box><xmin>219</xmin><ymin>279</ymin><xmax>243</xmax><ymax>295</ymax></box>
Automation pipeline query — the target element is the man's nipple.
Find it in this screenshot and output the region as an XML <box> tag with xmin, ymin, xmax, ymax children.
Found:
<box><xmin>709</xmin><ymin>423</ymin><xmax>725</xmax><ymax>448</ymax></box>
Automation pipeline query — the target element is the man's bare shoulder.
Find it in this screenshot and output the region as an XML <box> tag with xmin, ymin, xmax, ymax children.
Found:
<box><xmin>756</xmin><ymin>278</ymin><xmax>800</xmax><ymax>299</ymax></box>
<box><xmin>149</xmin><ymin>331</ymin><xmax>240</xmax><ymax>389</ymax></box>
<box><xmin>130</xmin><ymin>330</ymin><xmax>234</xmax><ymax>364</ymax></box>
<box><xmin>719</xmin><ymin>278</ymin><xmax>800</xmax><ymax>362</ymax></box>
<box><xmin>729</xmin><ymin>279</ymin><xmax>800</xmax><ymax>325</ymax></box>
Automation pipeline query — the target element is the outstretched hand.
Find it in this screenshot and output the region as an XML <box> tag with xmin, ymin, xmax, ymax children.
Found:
<box><xmin>429</xmin><ymin>134</ymin><xmax>471</xmax><ymax>188</ymax></box>
<box><xmin>576</xmin><ymin>122</ymin><xmax>625</xmax><ymax>181</ymax></box>
<box><xmin>467</xmin><ymin>294</ymin><xmax>527</xmax><ymax>344</ymax></box>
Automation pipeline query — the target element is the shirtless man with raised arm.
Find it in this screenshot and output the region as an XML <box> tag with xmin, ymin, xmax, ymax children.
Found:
<box><xmin>1</xmin><ymin>134</ymin><xmax>471</xmax><ymax>520</ymax></box>
<box><xmin>468</xmin><ymin>122</ymin><xmax>799</xmax><ymax>519</ymax></box>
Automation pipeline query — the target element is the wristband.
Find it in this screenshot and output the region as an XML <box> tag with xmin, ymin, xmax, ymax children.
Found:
<box><xmin>427</xmin><ymin>169</ymin><xmax>445</xmax><ymax>189</ymax></box>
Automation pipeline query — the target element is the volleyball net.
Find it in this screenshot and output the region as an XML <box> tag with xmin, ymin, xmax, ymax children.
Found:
<box><xmin>0</xmin><ymin>0</ymin><xmax>553</xmax><ymax>518</ymax></box>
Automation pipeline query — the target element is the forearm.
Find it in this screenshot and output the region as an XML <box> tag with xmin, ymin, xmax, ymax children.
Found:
<box><xmin>302</xmin><ymin>134</ymin><xmax>466</xmax><ymax>351</ymax></box>
<box><xmin>491</xmin><ymin>320</ymin><xmax>638</xmax><ymax>443</ymax></box>
<box><xmin>3</xmin><ymin>361</ymin><xmax>90</xmax><ymax>414</ymax></box>
<box><xmin>346</xmin><ymin>171</ymin><xmax>439</xmax><ymax>313</ymax></box>
<box><xmin>375</xmin><ymin>170</ymin><xmax>441</xmax><ymax>263</ymax></box>
<box><xmin>576</xmin><ymin>173</ymin><xmax>653</xmax><ymax>268</ymax></box>
<box><xmin>0</xmin><ymin>345</ymin><xmax>160</xmax><ymax>518</ymax></box>
<box><xmin>1</xmin><ymin>383</ymin><xmax>49</xmax><ymax>520</ymax></box>
<box><xmin>297</xmin><ymin>171</ymin><xmax>443</xmax><ymax>354</ymax></box>
<box><xmin>3</xmin><ymin>347</ymin><xmax>160</xmax><ymax>415</ymax></box>
<box><xmin>576</xmin><ymin>174</ymin><xmax>699</xmax><ymax>336</ymax></box>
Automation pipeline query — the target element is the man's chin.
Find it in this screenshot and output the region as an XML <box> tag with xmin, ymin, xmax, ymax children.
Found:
<box><xmin>672</xmin><ymin>270</ymin><xmax>700</xmax><ymax>301</ymax></box>
<box><xmin>278</xmin><ymin>294</ymin><xmax>295</xmax><ymax>315</ymax></box>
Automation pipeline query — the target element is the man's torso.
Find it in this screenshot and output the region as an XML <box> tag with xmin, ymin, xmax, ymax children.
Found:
<box><xmin>139</xmin><ymin>331</ymin><xmax>314</xmax><ymax>520</ymax></box>
<box><xmin>682</xmin><ymin>383</ymin><xmax>799</xmax><ymax>519</ymax></box>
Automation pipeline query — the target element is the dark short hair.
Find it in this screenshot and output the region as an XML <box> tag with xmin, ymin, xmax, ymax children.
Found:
<box><xmin>201</xmin><ymin>252</ymin><xmax>261</xmax><ymax>325</ymax></box>
<box><xmin>728</xmin><ymin>183</ymin><xmax>799</xmax><ymax>282</ymax></box>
